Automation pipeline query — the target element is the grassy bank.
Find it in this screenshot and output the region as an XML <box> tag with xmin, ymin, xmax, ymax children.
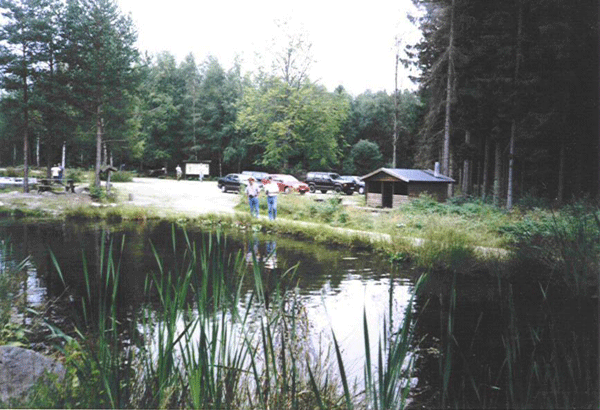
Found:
<box><xmin>1</xmin><ymin>185</ymin><xmax>598</xmax><ymax>292</ymax></box>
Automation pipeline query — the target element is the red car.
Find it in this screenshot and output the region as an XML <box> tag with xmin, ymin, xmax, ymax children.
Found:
<box><xmin>267</xmin><ymin>174</ymin><xmax>310</xmax><ymax>194</ymax></box>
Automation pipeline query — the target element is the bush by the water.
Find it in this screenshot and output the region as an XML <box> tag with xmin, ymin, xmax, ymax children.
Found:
<box><xmin>499</xmin><ymin>202</ymin><xmax>600</xmax><ymax>295</ymax></box>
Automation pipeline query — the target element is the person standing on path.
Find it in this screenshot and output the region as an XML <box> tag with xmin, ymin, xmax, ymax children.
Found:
<box><xmin>245</xmin><ymin>177</ymin><xmax>260</xmax><ymax>217</ymax></box>
<box><xmin>264</xmin><ymin>176</ymin><xmax>279</xmax><ymax>220</ymax></box>
<box><xmin>176</xmin><ymin>165</ymin><xmax>182</xmax><ymax>181</ymax></box>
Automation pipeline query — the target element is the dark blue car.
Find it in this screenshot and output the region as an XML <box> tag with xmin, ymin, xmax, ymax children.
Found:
<box><xmin>218</xmin><ymin>174</ymin><xmax>263</xmax><ymax>193</ymax></box>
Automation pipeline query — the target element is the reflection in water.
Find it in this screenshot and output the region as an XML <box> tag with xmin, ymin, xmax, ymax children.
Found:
<box><xmin>245</xmin><ymin>236</ymin><xmax>278</xmax><ymax>271</ymax></box>
<box><xmin>265</xmin><ymin>240</ymin><xmax>277</xmax><ymax>270</ymax></box>
<box><xmin>1</xmin><ymin>220</ymin><xmax>595</xmax><ymax>407</ymax></box>
<box><xmin>0</xmin><ymin>220</ymin><xmax>410</xmax><ymax>384</ymax></box>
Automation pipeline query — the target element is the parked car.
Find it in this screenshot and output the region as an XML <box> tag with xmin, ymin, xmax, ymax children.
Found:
<box><xmin>304</xmin><ymin>172</ymin><xmax>356</xmax><ymax>195</ymax></box>
<box><xmin>242</xmin><ymin>171</ymin><xmax>269</xmax><ymax>183</ymax></box>
<box><xmin>218</xmin><ymin>173</ymin><xmax>262</xmax><ymax>193</ymax></box>
<box><xmin>340</xmin><ymin>176</ymin><xmax>365</xmax><ymax>194</ymax></box>
<box><xmin>267</xmin><ymin>174</ymin><xmax>310</xmax><ymax>194</ymax></box>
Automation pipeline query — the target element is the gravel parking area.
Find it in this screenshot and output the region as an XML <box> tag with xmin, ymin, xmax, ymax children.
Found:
<box><xmin>0</xmin><ymin>177</ymin><xmax>363</xmax><ymax>218</ymax></box>
<box><xmin>113</xmin><ymin>178</ymin><xmax>240</xmax><ymax>216</ymax></box>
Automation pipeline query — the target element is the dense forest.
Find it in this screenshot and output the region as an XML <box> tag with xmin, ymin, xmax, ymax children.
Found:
<box><xmin>0</xmin><ymin>0</ymin><xmax>597</xmax><ymax>206</ymax></box>
<box><xmin>412</xmin><ymin>0</ymin><xmax>599</xmax><ymax>206</ymax></box>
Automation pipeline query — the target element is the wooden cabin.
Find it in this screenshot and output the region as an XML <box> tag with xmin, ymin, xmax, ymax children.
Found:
<box><xmin>362</xmin><ymin>168</ymin><xmax>454</xmax><ymax>208</ymax></box>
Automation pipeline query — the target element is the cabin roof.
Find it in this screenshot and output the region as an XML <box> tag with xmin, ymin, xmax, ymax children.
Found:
<box><xmin>362</xmin><ymin>168</ymin><xmax>455</xmax><ymax>183</ymax></box>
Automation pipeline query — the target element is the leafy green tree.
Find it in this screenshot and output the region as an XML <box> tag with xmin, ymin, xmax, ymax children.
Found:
<box><xmin>236</xmin><ymin>23</ymin><xmax>348</xmax><ymax>174</ymax></box>
<box><xmin>346</xmin><ymin>139</ymin><xmax>383</xmax><ymax>175</ymax></box>
<box><xmin>342</xmin><ymin>90</ymin><xmax>419</xmax><ymax>168</ymax></box>
<box><xmin>197</xmin><ymin>56</ymin><xmax>242</xmax><ymax>176</ymax></box>
<box><xmin>179</xmin><ymin>53</ymin><xmax>201</xmax><ymax>161</ymax></box>
<box><xmin>136</xmin><ymin>52</ymin><xmax>185</xmax><ymax>170</ymax></box>
<box><xmin>58</xmin><ymin>0</ymin><xmax>139</xmax><ymax>187</ymax></box>
<box><xmin>237</xmin><ymin>76</ymin><xmax>348</xmax><ymax>172</ymax></box>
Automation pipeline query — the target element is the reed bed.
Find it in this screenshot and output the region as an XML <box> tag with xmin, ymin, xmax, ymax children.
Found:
<box><xmin>429</xmin><ymin>273</ymin><xmax>598</xmax><ymax>409</ymax></box>
<box><xmin>21</xmin><ymin>226</ymin><xmax>422</xmax><ymax>409</ymax></box>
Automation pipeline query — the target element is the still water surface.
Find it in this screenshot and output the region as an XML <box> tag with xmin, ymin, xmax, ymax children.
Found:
<box><xmin>1</xmin><ymin>219</ymin><xmax>597</xmax><ymax>407</ymax></box>
<box><xmin>0</xmin><ymin>220</ymin><xmax>412</xmax><ymax>378</ymax></box>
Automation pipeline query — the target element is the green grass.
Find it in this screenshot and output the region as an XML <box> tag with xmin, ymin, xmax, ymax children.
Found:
<box><xmin>3</xmin><ymin>184</ymin><xmax>598</xmax><ymax>290</ymax></box>
<box><xmin>235</xmin><ymin>193</ymin><xmax>512</xmax><ymax>250</ymax></box>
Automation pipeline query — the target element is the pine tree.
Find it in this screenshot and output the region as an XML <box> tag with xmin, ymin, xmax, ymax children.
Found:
<box><xmin>0</xmin><ymin>0</ymin><xmax>57</xmax><ymax>192</ymax></box>
<box><xmin>58</xmin><ymin>0</ymin><xmax>138</xmax><ymax>187</ymax></box>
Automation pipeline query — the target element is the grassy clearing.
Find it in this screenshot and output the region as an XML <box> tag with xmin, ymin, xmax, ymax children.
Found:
<box><xmin>235</xmin><ymin>193</ymin><xmax>512</xmax><ymax>250</ymax></box>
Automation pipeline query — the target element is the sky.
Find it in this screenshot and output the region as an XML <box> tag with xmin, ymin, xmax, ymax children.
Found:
<box><xmin>116</xmin><ymin>0</ymin><xmax>422</xmax><ymax>96</ymax></box>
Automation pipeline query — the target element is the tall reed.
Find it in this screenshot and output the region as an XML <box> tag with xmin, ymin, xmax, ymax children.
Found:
<box><xmin>359</xmin><ymin>273</ymin><xmax>427</xmax><ymax>410</ymax></box>
<box><xmin>50</xmin><ymin>234</ymin><xmax>135</xmax><ymax>408</ymax></box>
<box><xmin>434</xmin><ymin>271</ymin><xmax>598</xmax><ymax>409</ymax></box>
<box><xmin>38</xmin><ymin>226</ymin><xmax>423</xmax><ymax>409</ymax></box>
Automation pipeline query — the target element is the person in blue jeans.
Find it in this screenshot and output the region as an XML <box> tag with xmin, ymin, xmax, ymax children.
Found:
<box><xmin>264</xmin><ymin>177</ymin><xmax>279</xmax><ymax>220</ymax></box>
<box><xmin>245</xmin><ymin>177</ymin><xmax>260</xmax><ymax>217</ymax></box>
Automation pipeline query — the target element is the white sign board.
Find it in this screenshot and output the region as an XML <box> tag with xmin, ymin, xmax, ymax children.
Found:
<box><xmin>185</xmin><ymin>163</ymin><xmax>210</xmax><ymax>176</ymax></box>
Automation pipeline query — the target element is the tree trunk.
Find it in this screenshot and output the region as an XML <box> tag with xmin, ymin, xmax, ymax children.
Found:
<box><xmin>393</xmin><ymin>43</ymin><xmax>399</xmax><ymax>168</ymax></box>
<box><xmin>482</xmin><ymin>136</ymin><xmax>490</xmax><ymax>200</ymax></box>
<box><xmin>557</xmin><ymin>142</ymin><xmax>565</xmax><ymax>205</ymax></box>
<box><xmin>462</xmin><ymin>130</ymin><xmax>471</xmax><ymax>196</ymax></box>
<box><xmin>22</xmin><ymin>48</ymin><xmax>29</xmax><ymax>193</ymax></box>
<box><xmin>507</xmin><ymin>122</ymin><xmax>515</xmax><ymax>209</ymax></box>
<box><xmin>507</xmin><ymin>0</ymin><xmax>523</xmax><ymax>210</ymax></box>
<box><xmin>94</xmin><ymin>104</ymin><xmax>103</xmax><ymax>188</ymax></box>
<box><xmin>448</xmin><ymin>146</ymin><xmax>454</xmax><ymax>197</ymax></box>
<box><xmin>493</xmin><ymin>141</ymin><xmax>502</xmax><ymax>206</ymax></box>
<box><xmin>23</xmin><ymin>112</ymin><xmax>29</xmax><ymax>193</ymax></box>
<box><xmin>476</xmin><ymin>158</ymin><xmax>481</xmax><ymax>196</ymax></box>
<box><xmin>442</xmin><ymin>0</ymin><xmax>456</xmax><ymax>178</ymax></box>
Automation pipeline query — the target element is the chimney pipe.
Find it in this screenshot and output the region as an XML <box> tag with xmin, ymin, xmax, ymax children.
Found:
<box><xmin>434</xmin><ymin>161</ymin><xmax>440</xmax><ymax>177</ymax></box>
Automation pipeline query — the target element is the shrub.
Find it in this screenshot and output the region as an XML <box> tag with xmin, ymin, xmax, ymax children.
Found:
<box><xmin>88</xmin><ymin>185</ymin><xmax>106</xmax><ymax>201</ymax></box>
<box><xmin>516</xmin><ymin>192</ymin><xmax>551</xmax><ymax>210</ymax></box>
<box><xmin>2</xmin><ymin>167</ymin><xmax>21</xmax><ymax>177</ymax></box>
<box><xmin>108</xmin><ymin>171</ymin><xmax>133</xmax><ymax>182</ymax></box>
<box><xmin>65</xmin><ymin>168</ymin><xmax>87</xmax><ymax>183</ymax></box>
<box><xmin>501</xmin><ymin>203</ymin><xmax>600</xmax><ymax>295</ymax></box>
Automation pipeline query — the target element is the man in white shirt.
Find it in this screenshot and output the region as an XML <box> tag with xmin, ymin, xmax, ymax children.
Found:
<box><xmin>264</xmin><ymin>176</ymin><xmax>279</xmax><ymax>220</ymax></box>
<box><xmin>245</xmin><ymin>177</ymin><xmax>260</xmax><ymax>217</ymax></box>
<box><xmin>51</xmin><ymin>164</ymin><xmax>60</xmax><ymax>180</ymax></box>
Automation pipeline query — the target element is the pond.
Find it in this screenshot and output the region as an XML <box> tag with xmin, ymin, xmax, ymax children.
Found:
<box><xmin>0</xmin><ymin>219</ymin><xmax>597</xmax><ymax>408</ymax></box>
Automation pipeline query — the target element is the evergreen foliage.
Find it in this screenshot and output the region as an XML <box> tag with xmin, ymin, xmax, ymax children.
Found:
<box><xmin>411</xmin><ymin>0</ymin><xmax>599</xmax><ymax>203</ymax></box>
<box><xmin>0</xmin><ymin>0</ymin><xmax>596</xmax><ymax>203</ymax></box>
